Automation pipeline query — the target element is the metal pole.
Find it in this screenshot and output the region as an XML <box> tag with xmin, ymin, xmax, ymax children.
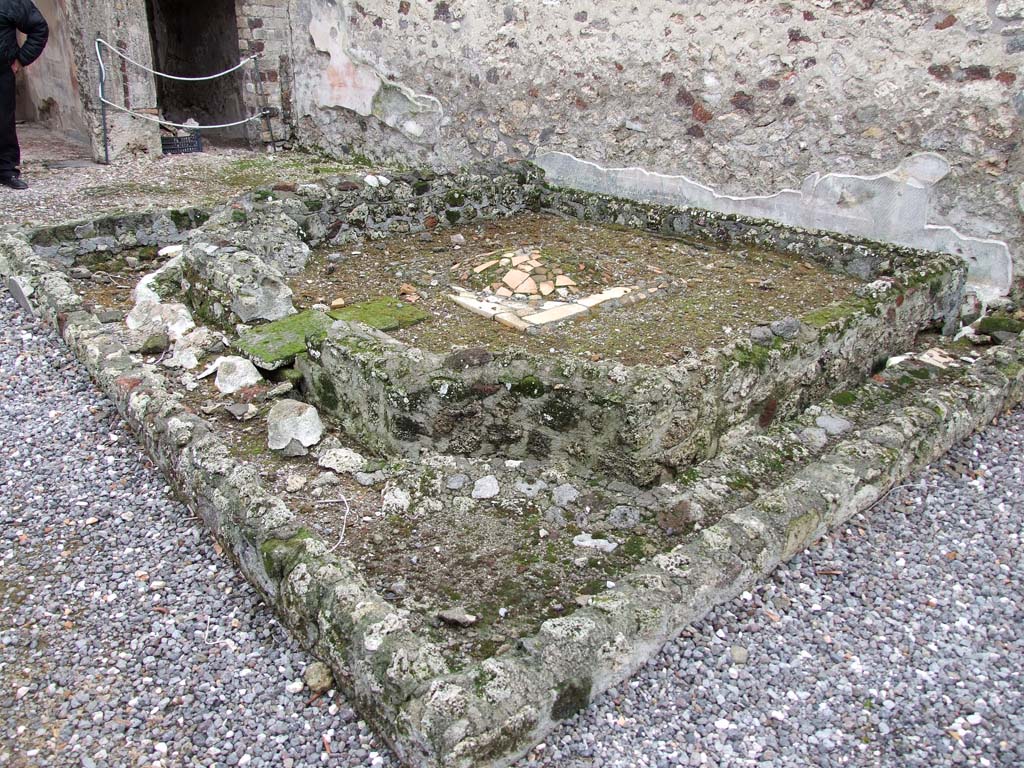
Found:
<box><xmin>251</xmin><ymin>54</ymin><xmax>276</xmax><ymax>152</ymax></box>
<box><xmin>97</xmin><ymin>36</ymin><xmax>110</xmax><ymax>165</ymax></box>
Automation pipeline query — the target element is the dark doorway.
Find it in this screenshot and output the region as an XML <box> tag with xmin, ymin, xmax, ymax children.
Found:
<box><xmin>145</xmin><ymin>0</ymin><xmax>249</xmax><ymax>142</ymax></box>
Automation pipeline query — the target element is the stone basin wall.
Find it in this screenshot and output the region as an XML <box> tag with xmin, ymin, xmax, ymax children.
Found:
<box><xmin>298</xmin><ymin>246</ymin><xmax>966</xmax><ymax>486</ymax></box>
<box><xmin>26</xmin><ymin>208</ymin><xmax>211</xmax><ymax>265</ymax></box>
<box><xmin>297</xmin><ymin>163</ymin><xmax>545</xmax><ymax>246</ymax></box>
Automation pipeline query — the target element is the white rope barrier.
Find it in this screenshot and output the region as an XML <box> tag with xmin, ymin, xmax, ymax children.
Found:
<box><xmin>95</xmin><ymin>38</ymin><xmax>267</xmax><ymax>131</ymax></box>
<box><xmin>98</xmin><ymin>97</ymin><xmax>265</xmax><ymax>130</ymax></box>
<box><xmin>96</xmin><ymin>37</ymin><xmax>259</xmax><ymax>82</ymax></box>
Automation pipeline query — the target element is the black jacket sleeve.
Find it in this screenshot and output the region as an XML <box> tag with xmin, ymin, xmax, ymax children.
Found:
<box><xmin>15</xmin><ymin>0</ymin><xmax>47</xmax><ymax>67</ymax></box>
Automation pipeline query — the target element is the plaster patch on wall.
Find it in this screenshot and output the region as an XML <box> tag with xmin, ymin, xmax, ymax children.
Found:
<box><xmin>307</xmin><ymin>1</ymin><xmax>442</xmax><ymax>143</ymax></box>
<box><xmin>536</xmin><ymin>151</ymin><xmax>1014</xmax><ymax>301</ymax></box>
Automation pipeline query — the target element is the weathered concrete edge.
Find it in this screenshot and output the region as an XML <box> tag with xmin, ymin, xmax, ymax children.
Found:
<box><xmin>0</xmin><ymin>232</ymin><xmax>444</xmax><ymax>766</ymax></box>
<box><xmin>4</xmin><ymin>231</ymin><xmax>1024</xmax><ymax>768</ymax></box>
<box><xmin>409</xmin><ymin>337</ymin><xmax>1024</xmax><ymax>768</ymax></box>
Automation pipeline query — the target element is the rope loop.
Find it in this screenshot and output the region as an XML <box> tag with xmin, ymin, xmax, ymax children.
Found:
<box><xmin>95</xmin><ymin>38</ymin><xmax>266</xmax><ymax>131</ymax></box>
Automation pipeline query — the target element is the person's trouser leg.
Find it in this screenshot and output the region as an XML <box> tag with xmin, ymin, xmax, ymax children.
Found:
<box><xmin>0</xmin><ymin>66</ymin><xmax>21</xmax><ymax>178</ymax></box>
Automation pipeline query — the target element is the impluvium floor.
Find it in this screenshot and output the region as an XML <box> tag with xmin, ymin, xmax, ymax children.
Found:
<box><xmin>2</xmin><ymin>292</ymin><xmax>1021</xmax><ymax>767</ymax></box>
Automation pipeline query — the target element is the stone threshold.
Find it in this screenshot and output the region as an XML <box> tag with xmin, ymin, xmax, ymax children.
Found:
<box><xmin>3</xmin><ymin>230</ymin><xmax>1023</xmax><ymax>768</ymax></box>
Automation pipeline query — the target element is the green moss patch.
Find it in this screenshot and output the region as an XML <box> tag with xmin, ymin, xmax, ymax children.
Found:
<box><xmin>977</xmin><ymin>313</ymin><xmax>1024</xmax><ymax>336</ymax></box>
<box><xmin>329</xmin><ymin>297</ymin><xmax>430</xmax><ymax>332</ymax></box>
<box><xmin>832</xmin><ymin>390</ymin><xmax>858</xmax><ymax>407</ymax></box>
<box><xmin>235</xmin><ymin>309</ymin><xmax>335</xmax><ymax>370</ymax></box>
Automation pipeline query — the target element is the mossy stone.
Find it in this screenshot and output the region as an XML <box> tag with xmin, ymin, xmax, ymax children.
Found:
<box><xmin>139</xmin><ymin>331</ymin><xmax>170</xmax><ymax>355</ymax></box>
<box><xmin>329</xmin><ymin>297</ymin><xmax>430</xmax><ymax>332</ymax></box>
<box><xmin>551</xmin><ymin>677</ymin><xmax>592</xmax><ymax>721</ymax></box>
<box><xmin>832</xmin><ymin>390</ymin><xmax>857</xmax><ymax>407</ymax></box>
<box><xmin>510</xmin><ymin>375</ymin><xmax>546</xmax><ymax>398</ymax></box>
<box><xmin>235</xmin><ymin>309</ymin><xmax>335</xmax><ymax>370</ymax></box>
<box><xmin>977</xmin><ymin>313</ymin><xmax>1024</xmax><ymax>336</ymax></box>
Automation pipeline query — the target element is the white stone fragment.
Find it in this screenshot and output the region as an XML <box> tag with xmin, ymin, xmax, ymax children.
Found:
<box><xmin>133</xmin><ymin>255</ymin><xmax>182</xmax><ymax>305</ymax></box>
<box><xmin>126</xmin><ymin>299</ymin><xmax>195</xmax><ymax>341</ymax></box>
<box><xmin>572</xmin><ymin>533</ymin><xmax>618</xmax><ymax>553</ymax></box>
<box><xmin>815</xmin><ymin>413</ymin><xmax>853</xmax><ymax>436</ymax></box>
<box><xmin>381</xmin><ymin>485</ymin><xmax>411</xmax><ymax>514</ymax></box>
<box><xmin>885</xmin><ymin>355</ymin><xmax>911</xmax><ymax>368</ymax></box>
<box><xmin>214</xmin><ymin>356</ymin><xmax>263</xmax><ymax>394</ymax></box>
<box><xmin>318</xmin><ymin>447</ymin><xmax>366</xmax><ymax>474</ymax></box>
<box><xmin>267</xmin><ymin>399</ymin><xmax>324</xmax><ymax>451</ymax></box>
<box><xmin>472</xmin><ymin>475</ymin><xmax>500</xmax><ymax>500</ymax></box>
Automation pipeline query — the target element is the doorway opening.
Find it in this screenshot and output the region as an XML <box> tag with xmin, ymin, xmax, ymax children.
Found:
<box><xmin>144</xmin><ymin>0</ymin><xmax>250</xmax><ymax>144</ymax></box>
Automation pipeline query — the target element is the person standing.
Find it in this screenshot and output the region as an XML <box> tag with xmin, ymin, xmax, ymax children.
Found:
<box><xmin>0</xmin><ymin>0</ymin><xmax>48</xmax><ymax>190</ymax></box>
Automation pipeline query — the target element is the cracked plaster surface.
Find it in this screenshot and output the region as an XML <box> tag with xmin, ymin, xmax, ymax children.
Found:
<box><xmin>297</xmin><ymin>0</ymin><xmax>443</xmax><ymax>143</ymax></box>
<box><xmin>536</xmin><ymin>150</ymin><xmax>1014</xmax><ymax>301</ymax></box>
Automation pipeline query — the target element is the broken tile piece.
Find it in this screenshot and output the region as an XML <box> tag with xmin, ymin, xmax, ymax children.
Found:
<box><xmin>503</xmin><ymin>269</ymin><xmax>531</xmax><ymax>290</ymax></box>
<box><xmin>449</xmin><ymin>294</ymin><xmax>505</xmax><ymax>319</ymax></box>
<box><xmin>918</xmin><ymin>347</ymin><xmax>960</xmax><ymax>369</ymax></box>
<box><xmin>495</xmin><ymin>286</ymin><xmax>514</xmax><ymax>297</ymax></box>
<box><xmin>576</xmin><ymin>287</ymin><xmax>635</xmax><ymax>309</ymax></box>
<box><xmin>474</xmin><ymin>259</ymin><xmax>500</xmax><ymax>273</ymax></box>
<box><xmin>539</xmin><ymin>281</ymin><xmax>555</xmax><ymax>296</ymax></box>
<box><xmin>578</xmin><ymin>293</ymin><xmax>612</xmax><ymax>308</ymax></box>
<box><xmin>511</xmin><ymin>254</ymin><xmax>532</xmax><ymax>267</ymax></box>
<box><xmin>555</xmin><ymin>275</ymin><xmax>577</xmax><ymax>287</ymax></box>
<box><xmin>524</xmin><ymin>304</ymin><xmax>590</xmax><ymax>326</ymax></box>
<box><xmin>600</xmin><ymin>286</ymin><xmax>633</xmax><ymax>300</ymax></box>
<box><xmin>495</xmin><ymin>312</ymin><xmax>531</xmax><ymax>331</ymax></box>
<box><xmin>519</xmin><ymin>277</ymin><xmax>539</xmax><ymax>294</ymax></box>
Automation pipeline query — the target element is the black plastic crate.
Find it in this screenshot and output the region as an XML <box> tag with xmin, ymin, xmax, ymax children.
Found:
<box><xmin>161</xmin><ymin>130</ymin><xmax>203</xmax><ymax>155</ymax></box>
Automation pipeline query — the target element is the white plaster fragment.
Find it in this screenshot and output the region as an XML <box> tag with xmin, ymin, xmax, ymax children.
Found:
<box><xmin>572</xmin><ymin>533</ymin><xmax>618</xmax><ymax>553</ymax></box>
<box><xmin>535</xmin><ymin>151</ymin><xmax>1013</xmax><ymax>299</ymax></box>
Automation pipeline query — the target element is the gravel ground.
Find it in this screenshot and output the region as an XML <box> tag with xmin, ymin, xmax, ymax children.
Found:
<box><xmin>2</xmin><ymin>291</ymin><xmax>1021</xmax><ymax>768</ymax></box>
<box><xmin>2</xmin><ymin>125</ymin><xmax>358</xmax><ymax>227</ymax></box>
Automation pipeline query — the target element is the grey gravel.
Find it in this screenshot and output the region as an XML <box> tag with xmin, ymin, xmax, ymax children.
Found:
<box><xmin>3</xmin><ymin>292</ymin><xmax>1022</xmax><ymax>768</ymax></box>
<box><xmin>528</xmin><ymin>407</ymin><xmax>1024</xmax><ymax>767</ymax></box>
<box><xmin>0</xmin><ymin>296</ymin><xmax>396</xmax><ymax>768</ymax></box>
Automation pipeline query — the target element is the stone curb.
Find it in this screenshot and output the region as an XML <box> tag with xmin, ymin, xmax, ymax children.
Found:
<box><xmin>3</xmin><ymin>229</ymin><xmax>1023</xmax><ymax>768</ymax></box>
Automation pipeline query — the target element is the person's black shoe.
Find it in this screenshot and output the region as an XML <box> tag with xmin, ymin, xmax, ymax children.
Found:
<box><xmin>0</xmin><ymin>175</ymin><xmax>28</xmax><ymax>190</ymax></box>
